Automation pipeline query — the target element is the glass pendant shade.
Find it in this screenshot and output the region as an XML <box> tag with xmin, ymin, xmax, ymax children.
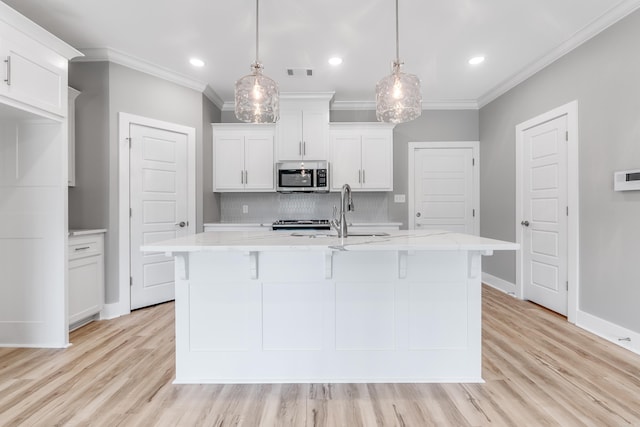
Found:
<box><xmin>376</xmin><ymin>62</ymin><xmax>422</xmax><ymax>123</ymax></box>
<box><xmin>375</xmin><ymin>0</ymin><xmax>422</xmax><ymax>124</ymax></box>
<box><xmin>235</xmin><ymin>62</ymin><xmax>279</xmax><ymax>123</ymax></box>
<box><xmin>234</xmin><ymin>0</ymin><xmax>279</xmax><ymax>123</ymax></box>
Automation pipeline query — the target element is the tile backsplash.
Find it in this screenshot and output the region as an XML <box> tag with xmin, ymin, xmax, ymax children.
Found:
<box><xmin>220</xmin><ymin>192</ymin><xmax>390</xmax><ymax>223</ymax></box>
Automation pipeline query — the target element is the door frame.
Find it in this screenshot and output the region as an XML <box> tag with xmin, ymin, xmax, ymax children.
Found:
<box><xmin>515</xmin><ymin>101</ymin><xmax>579</xmax><ymax>324</ymax></box>
<box><xmin>118</xmin><ymin>113</ymin><xmax>196</xmax><ymax>315</ymax></box>
<box><xmin>408</xmin><ymin>141</ymin><xmax>480</xmax><ymax>233</ymax></box>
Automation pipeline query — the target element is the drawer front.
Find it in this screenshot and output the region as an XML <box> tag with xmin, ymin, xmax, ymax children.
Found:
<box><xmin>69</xmin><ymin>235</ymin><xmax>103</xmax><ymax>260</ymax></box>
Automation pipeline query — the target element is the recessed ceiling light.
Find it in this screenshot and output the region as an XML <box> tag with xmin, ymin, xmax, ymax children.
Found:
<box><xmin>328</xmin><ymin>57</ymin><xmax>343</xmax><ymax>66</ymax></box>
<box><xmin>468</xmin><ymin>56</ymin><xmax>485</xmax><ymax>65</ymax></box>
<box><xmin>190</xmin><ymin>58</ymin><xmax>205</xmax><ymax>67</ymax></box>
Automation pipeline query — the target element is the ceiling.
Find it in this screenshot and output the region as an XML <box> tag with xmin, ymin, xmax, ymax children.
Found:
<box><xmin>4</xmin><ymin>0</ymin><xmax>640</xmax><ymax>109</ymax></box>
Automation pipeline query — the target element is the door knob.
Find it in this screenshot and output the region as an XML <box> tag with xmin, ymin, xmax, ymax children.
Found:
<box><xmin>521</xmin><ymin>220</ymin><xmax>530</xmax><ymax>227</ymax></box>
<box><xmin>416</xmin><ymin>212</ymin><xmax>421</xmax><ymax>217</ymax></box>
<box><xmin>176</xmin><ymin>221</ymin><xmax>187</xmax><ymax>228</ymax></box>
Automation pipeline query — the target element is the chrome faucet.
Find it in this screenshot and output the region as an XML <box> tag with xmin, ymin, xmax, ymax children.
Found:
<box><xmin>331</xmin><ymin>183</ymin><xmax>354</xmax><ymax>237</ymax></box>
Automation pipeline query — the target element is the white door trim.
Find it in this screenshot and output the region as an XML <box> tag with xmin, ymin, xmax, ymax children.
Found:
<box><xmin>408</xmin><ymin>141</ymin><xmax>480</xmax><ymax>233</ymax></box>
<box><xmin>118</xmin><ymin>113</ymin><xmax>196</xmax><ymax>315</ymax></box>
<box><xmin>515</xmin><ymin>101</ymin><xmax>579</xmax><ymax>324</ymax></box>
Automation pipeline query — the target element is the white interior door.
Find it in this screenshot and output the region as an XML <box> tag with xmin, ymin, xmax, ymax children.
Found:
<box><xmin>413</xmin><ymin>147</ymin><xmax>476</xmax><ymax>233</ymax></box>
<box><xmin>521</xmin><ymin>116</ymin><xmax>568</xmax><ymax>316</ymax></box>
<box><xmin>130</xmin><ymin>123</ymin><xmax>189</xmax><ymax>310</ymax></box>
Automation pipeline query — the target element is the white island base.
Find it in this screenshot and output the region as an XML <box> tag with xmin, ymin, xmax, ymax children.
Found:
<box><xmin>154</xmin><ymin>231</ymin><xmax>518</xmax><ymax>384</ymax></box>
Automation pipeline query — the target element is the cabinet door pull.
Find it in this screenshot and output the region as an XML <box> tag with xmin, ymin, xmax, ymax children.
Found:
<box><xmin>299</xmin><ymin>141</ymin><xmax>302</xmax><ymax>156</ymax></box>
<box><xmin>303</xmin><ymin>141</ymin><xmax>306</xmax><ymax>156</ymax></box>
<box><xmin>4</xmin><ymin>56</ymin><xmax>10</xmax><ymax>86</ymax></box>
<box><xmin>240</xmin><ymin>170</ymin><xmax>244</xmax><ymax>184</ymax></box>
<box><xmin>362</xmin><ymin>169</ymin><xmax>366</xmax><ymax>184</ymax></box>
<box><xmin>244</xmin><ymin>170</ymin><xmax>248</xmax><ymax>184</ymax></box>
<box><xmin>74</xmin><ymin>246</ymin><xmax>91</xmax><ymax>251</ymax></box>
<box><xmin>358</xmin><ymin>170</ymin><xmax>362</xmax><ymax>184</ymax></box>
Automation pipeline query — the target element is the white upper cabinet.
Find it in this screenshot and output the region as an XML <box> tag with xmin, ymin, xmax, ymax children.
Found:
<box><xmin>0</xmin><ymin>22</ymin><xmax>73</xmax><ymax>118</ymax></box>
<box><xmin>276</xmin><ymin>93</ymin><xmax>332</xmax><ymax>161</ymax></box>
<box><xmin>329</xmin><ymin>122</ymin><xmax>395</xmax><ymax>191</ymax></box>
<box><xmin>212</xmin><ymin>124</ymin><xmax>275</xmax><ymax>192</ymax></box>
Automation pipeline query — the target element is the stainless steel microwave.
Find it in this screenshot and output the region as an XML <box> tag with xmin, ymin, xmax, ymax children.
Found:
<box><xmin>276</xmin><ymin>161</ymin><xmax>329</xmax><ymax>192</ymax></box>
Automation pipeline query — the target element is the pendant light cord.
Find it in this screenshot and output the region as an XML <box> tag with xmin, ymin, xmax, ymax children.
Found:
<box><xmin>255</xmin><ymin>0</ymin><xmax>260</xmax><ymax>63</ymax></box>
<box><xmin>395</xmin><ymin>0</ymin><xmax>400</xmax><ymax>63</ymax></box>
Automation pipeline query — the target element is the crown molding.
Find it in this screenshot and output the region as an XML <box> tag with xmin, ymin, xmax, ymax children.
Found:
<box><xmin>73</xmin><ymin>47</ymin><xmax>208</xmax><ymax>93</ymax></box>
<box><xmin>478</xmin><ymin>0</ymin><xmax>640</xmax><ymax>108</ymax></box>
<box><xmin>0</xmin><ymin>2</ymin><xmax>82</xmax><ymax>60</ymax></box>
<box><xmin>330</xmin><ymin>100</ymin><xmax>479</xmax><ymax>111</ymax></box>
<box><xmin>202</xmin><ymin>86</ymin><xmax>225</xmax><ymax>110</ymax></box>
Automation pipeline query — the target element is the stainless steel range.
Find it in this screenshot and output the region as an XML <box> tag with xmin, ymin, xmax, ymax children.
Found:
<box><xmin>271</xmin><ymin>219</ymin><xmax>331</xmax><ymax>230</ymax></box>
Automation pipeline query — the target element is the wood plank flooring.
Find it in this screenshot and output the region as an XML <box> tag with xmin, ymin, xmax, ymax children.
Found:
<box><xmin>1</xmin><ymin>285</ymin><xmax>639</xmax><ymax>426</ymax></box>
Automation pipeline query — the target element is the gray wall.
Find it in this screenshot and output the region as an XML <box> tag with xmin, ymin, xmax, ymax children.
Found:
<box><xmin>70</xmin><ymin>62</ymin><xmax>208</xmax><ymax>305</ymax></box>
<box><xmin>68</xmin><ymin>62</ymin><xmax>110</xmax><ymax>231</ymax></box>
<box><xmin>331</xmin><ymin>110</ymin><xmax>479</xmax><ymax>227</ymax></box>
<box><xmin>480</xmin><ymin>10</ymin><xmax>640</xmax><ymax>332</ymax></box>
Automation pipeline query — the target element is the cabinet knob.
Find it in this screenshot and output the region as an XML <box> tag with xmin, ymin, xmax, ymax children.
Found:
<box><xmin>176</xmin><ymin>221</ymin><xmax>187</xmax><ymax>228</ymax></box>
<box><xmin>416</xmin><ymin>212</ymin><xmax>421</xmax><ymax>218</ymax></box>
<box><xmin>521</xmin><ymin>220</ymin><xmax>530</xmax><ymax>227</ymax></box>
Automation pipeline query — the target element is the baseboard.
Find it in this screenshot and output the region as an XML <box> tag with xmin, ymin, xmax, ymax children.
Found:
<box><xmin>100</xmin><ymin>302</ymin><xmax>127</xmax><ymax>320</ymax></box>
<box><xmin>576</xmin><ymin>310</ymin><xmax>640</xmax><ymax>356</ymax></box>
<box><xmin>482</xmin><ymin>272</ymin><xmax>517</xmax><ymax>296</ymax></box>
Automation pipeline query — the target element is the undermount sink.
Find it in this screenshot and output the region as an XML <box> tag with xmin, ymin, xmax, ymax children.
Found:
<box><xmin>290</xmin><ymin>232</ymin><xmax>389</xmax><ymax>238</ymax></box>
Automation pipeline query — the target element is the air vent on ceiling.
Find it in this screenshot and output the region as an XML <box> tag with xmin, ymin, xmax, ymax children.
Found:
<box><xmin>287</xmin><ymin>68</ymin><xmax>313</xmax><ymax>77</ymax></box>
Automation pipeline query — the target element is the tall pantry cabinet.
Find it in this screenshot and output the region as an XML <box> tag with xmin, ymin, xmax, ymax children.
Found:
<box><xmin>0</xmin><ymin>3</ymin><xmax>82</xmax><ymax>348</ymax></box>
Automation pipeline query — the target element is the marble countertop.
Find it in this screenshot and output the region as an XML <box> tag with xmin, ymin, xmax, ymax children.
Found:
<box><xmin>203</xmin><ymin>222</ymin><xmax>403</xmax><ymax>227</ymax></box>
<box><xmin>142</xmin><ymin>230</ymin><xmax>518</xmax><ymax>253</ymax></box>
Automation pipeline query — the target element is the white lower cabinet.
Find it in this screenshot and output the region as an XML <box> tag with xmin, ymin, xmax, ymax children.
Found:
<box><xmin>329</xmin><ymin>123</ymin><xmax>395</xmax><ymax>191</ymax></box>
<box><xmin>68</xmin><ymin>232</ymin><xmax>105</xmax><ymax>329</ymax></box>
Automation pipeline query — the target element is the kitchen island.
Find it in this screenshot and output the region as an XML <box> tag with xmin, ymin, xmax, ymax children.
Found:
<box><xmin>143</xmin><ymin>230</ymin><xmax>518</xmax><ymax>384</ymax></box>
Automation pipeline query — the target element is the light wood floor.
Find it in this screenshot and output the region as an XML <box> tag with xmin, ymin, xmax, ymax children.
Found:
<box><xmin>1</xmin><ymin>286</ymin><xmax>639</xmax><ymax>426</ymax></box>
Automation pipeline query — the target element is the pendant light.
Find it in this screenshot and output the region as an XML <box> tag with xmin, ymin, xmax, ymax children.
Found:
<box><xmin>235</xmin><ymin>0</ymin><xmax>279</xmax><ymax>123</ymax></box>
<box><xmin>375</xmin><ymin>0</ymin><xmax>422</xmax><ymax>124</ymax></box>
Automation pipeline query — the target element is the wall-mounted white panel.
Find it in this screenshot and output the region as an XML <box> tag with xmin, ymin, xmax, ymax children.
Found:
<box><xmin>143</xmin><ymin>260</ymin><xmax>174</xmax><ymax>288</ymax></box>
<box><xmin>143</xmin><ymin>137</ymin><xmax>176</xmax><ymax>163</ymax></box>
<box><xmin>422</xmin><ymin>178</ymin><xmax>466</xmax><ymax>195</ymax></box>
<box><xmin>335</xmin><ymin>282</ymin><xmax>395</xmax><ymax>350</ymax></box>
<box><xmin>532</xmin><ymin>261</ymin><xmax>559</xmax><ymax>291</ymax></box>
<box><xmin>142</xmin><ymin>169</ymin><xmax>176</xmax><ymax>193</ymax></box>
<box><xmin>262</xmin><ymin>282</ymin><xmax>324</xmax><ymax>351</ymax></box>
<box><xmin>409</xmin><ymin>281</ymin><xmax>468</xmax><ymax>350</ymax></box>
<box><xmin>531</xmin><ymin>198</ymin><xmax>558</xmax><ymax>223</ymax></box>
<box><xmin>189</xmin><ymin>283</ymin><xmax>251</xmax><ymax>352</ymax></box>
<box><xmin>531</xmin><ymin>230</ymin><xmax>559</xmax><ymax>257</ymax></box>
<box><xmin>530</xmin><ymin>129</ymin><xmax>558</xmax><ymax>160</ymax></box>
<box><xmin>531</xmin><ymin>164</ymin><xmax>558</xmax><ymax>191</ymax></box>
<box><xmin>421</xmin><ymin>201</ymin><xmax>466</xmax><ymax>219</ymax></box>
<box><xmin>143</xmin><ymin>200</ymin><xmax>176</xmax><ymax>224</ymax></box>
